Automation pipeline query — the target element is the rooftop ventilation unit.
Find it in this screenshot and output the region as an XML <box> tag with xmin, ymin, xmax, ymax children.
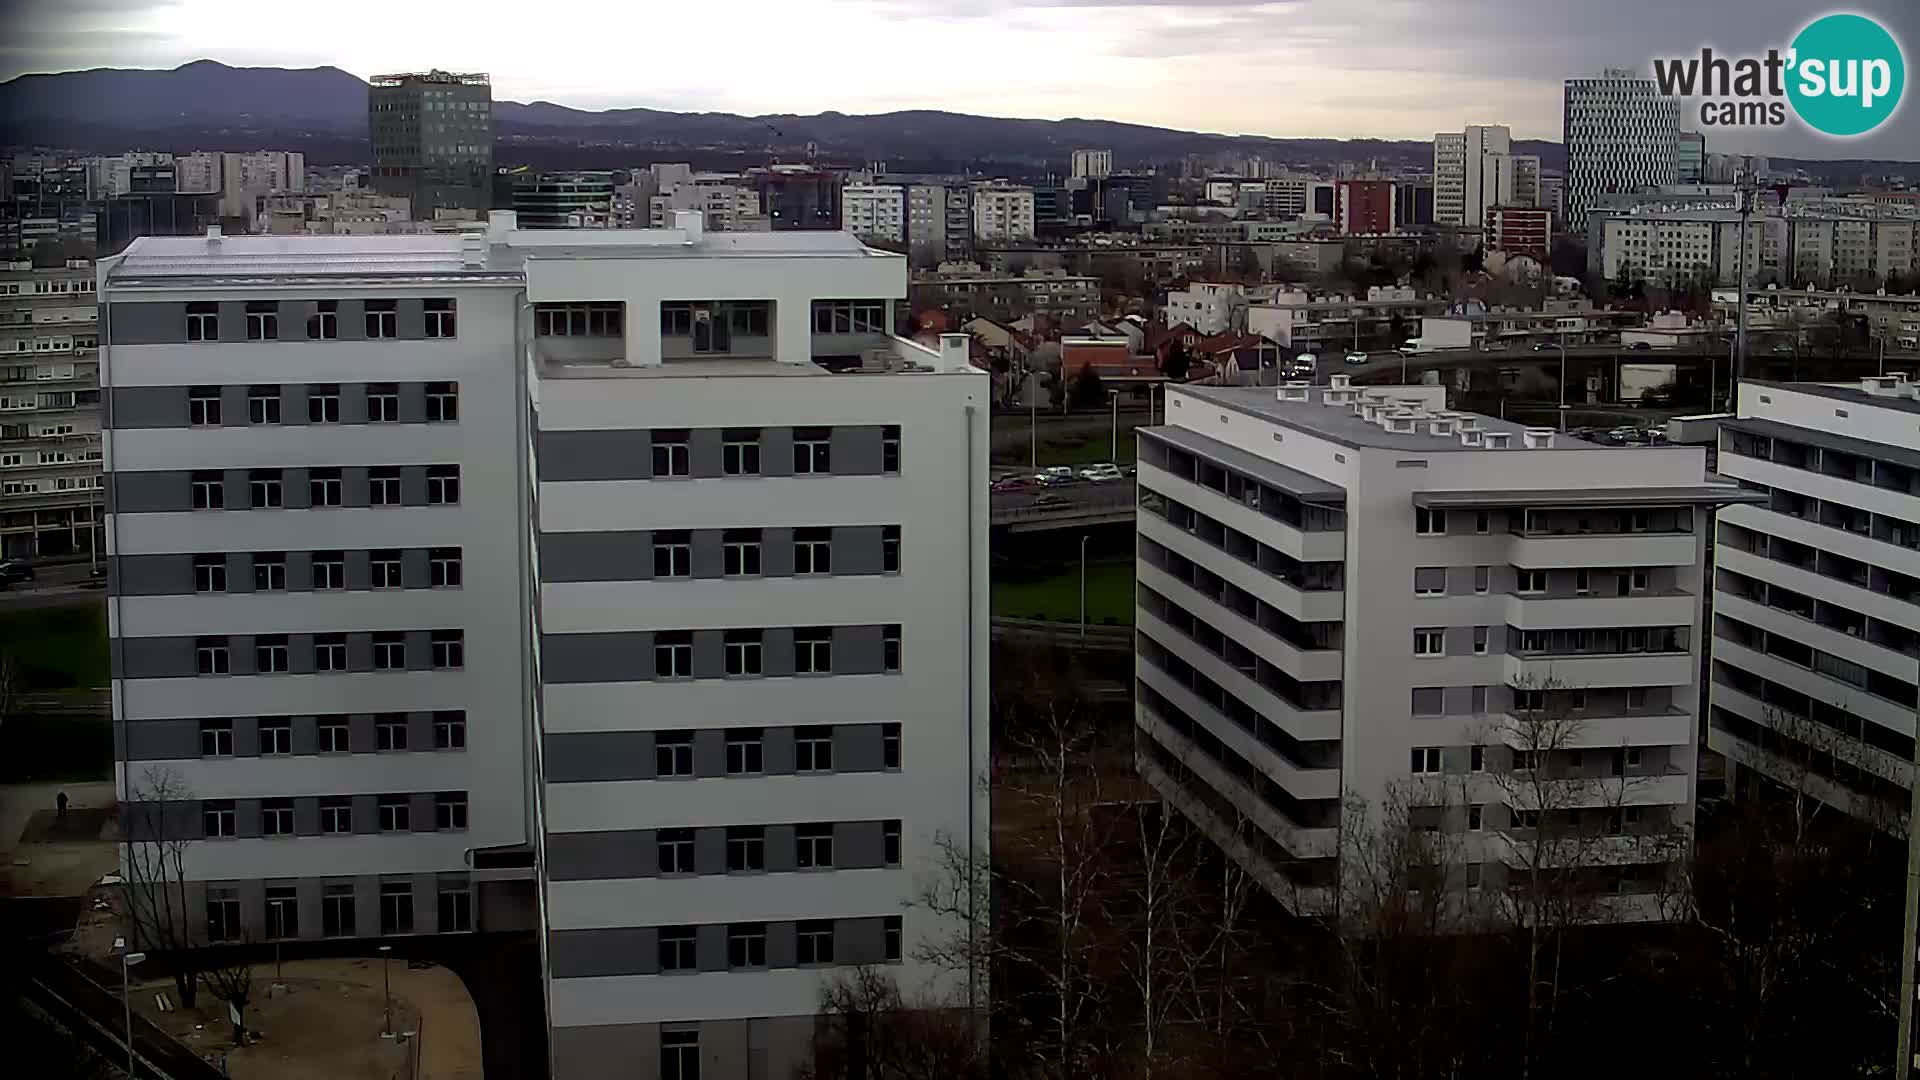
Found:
<box><xmin>1485</xmin><ymin>431</ymin><xmax>1513</xmax><ymax>449</ymax></box>
<box><xmin>1276</xmin><ymin>382</ymin><xmax>1311</xmax><ymax>403</ymax></box>
<box><xmin>1460</xmin><ymin>429</ymin><xmax>1485</xmax><ymax>447</ymax></box>
<box><xmin>1522</xmin><ymin>428</ymin><xmax>1555</xmax><ymax>449</ymax></box>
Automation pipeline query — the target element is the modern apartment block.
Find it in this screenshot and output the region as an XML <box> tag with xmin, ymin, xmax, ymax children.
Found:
<box><xmin>1134</xmin><ymin>377</ymin><xmax>1754</xmax><ymax>915</ymax></box>
<box><xmin>1563</xmin><ymin>70</ymin><xmax>1680</xmax><ymax>234</ymax></box>
<box><xmin>841</xmin><ymin>184</ymin><xmax>906</xmax><ymax>244</ymax></box>
<box><xmin>102</xmin><ymin>212</ymin><xmax>990</xmax><ymax>1079</ymax></box>
<box><xmin>1433</xmin><ymin>125</ymin><xmax>1538</xmax><ymax>228</ymax></box>
<box><xmin>1710</xmin><ymin>377</ymin><xmax>1920</xmax><ymax>826</ymax></box>
<box><xmin>970</xmin><ymin>184</ymin><xmax>1036</xmax><ymax>242</ymax></box>
<box><xmin>369</xmin><ymin>70</ymin><xmax>494</xmax><ymax>218</ymax></box>
<box><xmin>1</xmin><ymin>258</ymin><xmax>103</xmax><ymax>558</ymax></box>
<box><xmin>1071</xmin><ymin>149</ymin><xmax>1114</xmax><ymax>180</ymax></box>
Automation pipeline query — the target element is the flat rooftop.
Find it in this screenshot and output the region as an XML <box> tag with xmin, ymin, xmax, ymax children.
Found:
<box><xmin>1748</xmin><ymin>378</ymin><xmax>1920</xmax><ymax>417</ymax></box>
<box><xmin>1177</xmin><ymin>383</ymin><xmax>1573</xmax><ymax>452</ymax></box>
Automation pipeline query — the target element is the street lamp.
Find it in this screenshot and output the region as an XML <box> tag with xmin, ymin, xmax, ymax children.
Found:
<box><xmin>379</xmin><ymin>944</ymin><xmax>393</xmax><ymax>1037</ymax></box>
<box><xmin>1028</xmin><ymin>367</ymin><xmax>1038</xmax><ymax>470</ymax></box>
<box><xmin>1109</xmin><ymin>390</ymin><xmax>1120</xmax><ymax>462</ymax></box>
<box><xmin>1557</xmin><ymin>331</ymin><xmax>1569</xmax><ymax>433</ymax></box>
<box><xmin>118</xmin><ymin>943</ymin><xmax>146</xmax><ymax>1079</ymax></box>
<box><xmin>1079</xmin><ymin>534</ymin><xmax>1091</xmax><ymax>642</ymax></box>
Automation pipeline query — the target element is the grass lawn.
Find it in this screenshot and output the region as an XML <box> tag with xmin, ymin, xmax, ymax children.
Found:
<box><xmin>992</xmin><ymin>561</ymin><xmax>1135</xmax><ymax>625</ymax></box>
<box><xmin>0</xmin><ymin>600</ymin><xmax>109</xmax><ymax>691</ymax></box>
<box><xmin>997</xmin><ymin>429</ymin><xmax>1137</xmax><ymax>468</ymax></box>
<box><xmin>0</xmin><ymin>711</ymin><xmax>110</xmax><ymax>782</ymax></box>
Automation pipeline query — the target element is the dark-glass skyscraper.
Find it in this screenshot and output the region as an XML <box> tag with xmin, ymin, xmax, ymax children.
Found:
<box><xmin>369</xmin><ymin>70</ymin><xmax>494</xmax><ymax>219</ymax></box>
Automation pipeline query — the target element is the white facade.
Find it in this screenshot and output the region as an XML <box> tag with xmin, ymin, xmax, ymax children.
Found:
<box><xmin>1563</xmin><ymin>72</ymin><xmax>1680</xmax><ymax>233</ymax></box>
<box><xmin>1434</xmin><ymin>125</ymin><xmax>1538</xmax><ymax>227</ymax></box>
<box><xmin>1072</xmin><ymin>149</ymin><xmax>1114</xmax><ymax>180</ymax></box>
<box><xmin>0</xmin><ymin>259</ymin><xmax>103</xmax><ymax>558</ymax></box>
<box><xmin>1137</xmin><ymin>377</ymin><xmax>1747</xmax><ymax>915</ymax></box>
<box><xmin>971</xmin><ymin>185</ymin><xmax>1036</xmax><ymax>242</ymax></box>
<box><xmin>1596</xmin><ymin>206</ymin><xmax>1917</xmax><ymax>289</ymax></box>
<box><xmin>1163</xmin><ymin>282</ymin><xmax>1247</xmax><ymax>335</ymax></box>
<box><xmin>1711</xmin><ymin>378</ymin><xmax>1920</xmax><ymax>826</ymax></box>
<box><xmin>841</xmin><ymin>184</ymin><xmax>906</xmax><ymax>243</ymax></box>
<box><xmin>648</xmin><ymin>176</ymin><xmax>763</xmax><ymax>232</ymax></box>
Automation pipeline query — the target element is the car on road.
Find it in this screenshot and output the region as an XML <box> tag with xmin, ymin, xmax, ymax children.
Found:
<box><xmin>1030</xmin><ymin>494</ymin><xmax>1071</xmax><ymax>510</ymax></box>
<box><xmin>991</xmin><ymin>477</ymin><xmax>1036</xmax><ymax>494</ymax></box>
<box><xmin>1627</xmin><ymin>340</ymin><xmax>1653</xmax><ymax>351</ymax></box>
<box><xmin>1344</xmin><ymin>352</ymin><xmax>1369</xmax><ymax>365</ymax></box>
<box><xmin>1532</xmin><ymin>341</ymin><xmax>1556</xmax><ymax>352</ymax></box>
<box><xmin>1078</xmin><ymin>463</ymin><xmax>1124</xmax><ymax>482</ymax></box>
<box><xmin>1772</xmin><ymin>342</ymin><xmax>1795</xmax><ymax>353</ymax></box>
<box><xmin>0</xmin><ymin>560</ymin><xmax>35</xmax><ymax>586</ymax></box>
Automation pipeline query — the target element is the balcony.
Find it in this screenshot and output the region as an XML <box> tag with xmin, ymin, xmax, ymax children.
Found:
<box><xmin>1138</xmin><ymin>462</ymin><xmax>1344</xmax><ymax>563</ymax></box>
<box><xmin>1507</xmin><ymin>532</ymin><xmax>1698</xmax><ymax>569</ymax></box>
<box><xmin>1504</xmin><ymin>592</ymin><xmax>1697</xmax><ymax>630</ymax></box>
<box><xmin>1492</xmin><ymin>708</ymin><xmax>1693</xmax><ymax>749</ymax></box>
<box><xmin>1503</xmin><ymin>650</ymin><xmax>1694</xmax><ymax>689</ymax></box>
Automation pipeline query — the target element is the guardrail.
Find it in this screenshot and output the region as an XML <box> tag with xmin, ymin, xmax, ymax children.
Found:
<box><xmin>991</xmin><ymin>616</ymin><xmax>1134</xmax><ymax>652</ymax></box>
<box><xmin>990</xmin><ymin>487</ymin><xmax>1137</xmax><ymax>527</ymax></box>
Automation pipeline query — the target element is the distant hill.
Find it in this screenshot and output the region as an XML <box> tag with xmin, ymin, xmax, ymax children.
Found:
<box><xmin>1</xmin><ymin>60</ymin><xmax>1909</xmax><ymax>182</ymax></box>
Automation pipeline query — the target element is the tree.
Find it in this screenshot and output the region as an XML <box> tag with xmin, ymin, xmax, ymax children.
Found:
<box><xmin>200</xmin><ymin>943</ymin><xmax>257</xmax><ymax>1046</ymax></box>
<box><xmin>796</xmin><ymin>967</ymin><xmax>984</xmax><ymax>1080</ymax></box>
<box><xmin>1161</xmin><ymin>342</ymin><xmax>1190</xmax><ymax>384</ymax></box>
<box><xmin>1069</xmin><ymin>366</ymin><xmax>1107</xmax><ymax>412</ymax></box>
<box><xmin>121</xmin><ymin>766</ymin><xmax>201</xmax><ymax>1008</ymax></box>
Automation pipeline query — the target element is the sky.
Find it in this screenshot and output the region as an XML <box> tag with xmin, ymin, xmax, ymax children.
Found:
<box><xmin>2</xmin><ymin>0</ymin><xmax>1916</xmax><ymax>160</ymax></box>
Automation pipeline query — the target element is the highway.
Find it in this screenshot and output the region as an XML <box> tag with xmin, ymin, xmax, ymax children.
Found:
<box><xmin>990</xmin><ymin>482</ymin><xmax>1135</xmax><ymax>531</ymax></box>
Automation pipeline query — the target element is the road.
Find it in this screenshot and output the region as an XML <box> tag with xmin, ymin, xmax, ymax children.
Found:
<box><xmin>0</xmin><ymin>562</ymin><xmax>106</xmax><ymax>610</ymax></box>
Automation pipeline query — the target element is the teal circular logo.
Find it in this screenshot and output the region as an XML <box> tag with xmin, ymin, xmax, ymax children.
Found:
<box><xmin>1787</xmin><ymin>13</ymin><xmax>1905</xmax><ymax>136</ymax></box>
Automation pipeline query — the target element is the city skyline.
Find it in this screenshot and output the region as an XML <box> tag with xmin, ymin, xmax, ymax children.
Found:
<box><xmin>4</xmin><ymin>0</ymin><xmax>1915</xmax><ymax>162</ymax></box>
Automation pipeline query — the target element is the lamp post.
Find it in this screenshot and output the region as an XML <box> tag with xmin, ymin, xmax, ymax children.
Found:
<box><xmin>1079</xmin><ymin>534</ymin><xmax>1091</xmax><ymax>642</ymax></box>
<box><xmin>1109</xmin><ymin>390</ymin><xmax>1120</xmax><ymax>462</ymax></box>
<box><xmin>1028</xmin><ymin>368</ymin><xmax>1038</xmax><ymax>470</ymax></box>
<box><xmin>1557</xmin><ymin>330</ymin><xmax>1569</xmax><ymax>432</ymax></box>
<box><xmin>119</xmin><ymin>945</ymin><xmax>146</xmax><ymax>1079</ymax></box>
<box><xmin>379</xmin><ymin>944</ymin><xmax>393</xmax><ymax>1037</ymax></box>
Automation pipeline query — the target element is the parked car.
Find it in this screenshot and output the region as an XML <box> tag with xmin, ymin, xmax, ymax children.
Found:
<box><xmin>1041</xmin><ymin>466</ymin><xmax>1074</xmax><ymax>479</ymax></box>
<box><xmin>1344</xmin><ymin>352</ymin><xmax>1369</xmax><ymax>365</ymax></box>
<box><xmin>0</xmin><ymin>561</ymin><xmax>35</xmax><ymax>585</ymax></box>
<box><xmin>1532</xmin><ymin>341</ymin><xmax>1556</xmax><ymax>352</ymax></box>
<box><xmin>1627</xmin><ymin>340</ymin><xmax>1653</xmax><ymax>351</ymax></box>
<box><xmin>991</xmin><ymin>477</ymin><xmax>1036</xmax><ymax>494</ymax></box>
<box><xmin>1078</xmin><ymin>463</ymin><xmax>1124</xmax><ymax>482</ymax></box>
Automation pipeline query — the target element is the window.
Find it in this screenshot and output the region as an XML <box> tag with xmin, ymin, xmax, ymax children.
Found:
<box><xmin>306</xmin><ymin>467</ymin><xmax>343</xmax><ymax>507</ymax></box>
<box><xmin>1413</xmin><ymin>567</ymin><xmax>1446</xmax><ymax>596</ymax></box>
<box><xmin>320</xmin><ymin>798</ymin><xmax>352</xmax><ymax>833</ymax></box>
<box><xmin>1575</xmin><ymin>569</ymin><xmax>1592</xmax><ymax>595</ymax></box>
<box><xmin>185</xmin><ymin>302</ymin><xmax>218</xmax><ymax>342</ymax></box>
<box><xmin>655</xmin><ymin>631</ymin><xmax>693</xmax><ymax>678</ymax></box>
<box><xmin>420</xmin><ymin>380</ymin><xmax>459</xmax><ymax>423</ymax></box>
<box><xmin>797</xmin><ymin>920</ymin><xmax>835</xmax><ymax>965</ymax></box>
<box><xmin>1511</xmin><ymin>750</ymin><xmax>1538</xmax><ymax>773</ymax></box>
<box><xmin>1474</xmin><ymin>566</ymin><xmax>1490</xmax><ymax>594</ymax></box>
<box><xmin>1468</xmin><ymin>805</ymin><xmax>1484</xmax><ymax>831</ymax></box>
<box><xmin>1570</xmin><ymin>690</ymin><xmax>1588</xmax><ymax>712</ymax></box>
<box><xmin>304</xmin><ymin>631</ymin><xmax>347</xmax><ymax>673</ymax></box>
<box><xmin>435</xmin><ymin>792</ymin><xmax>468</xmax><ymax>830</ymax></box>
<box><xmin>795</xmin><ymin>628</ymin><xmax>832</xmax><ymax>674</ymax></box>
<box><xmin>794</xmin><ymin>427</ymin><xmax>832</xmax><ymax>473</ymax></box>
<box><xmin>1416</xmin><ymin>507</ymin><xmax>1446</xmax><ymax>535</ymax></box>
<box><xmin>653</xmin><ymin>531</ymin><xmax>691</xmax><ymax>578</ymax></box>
<box><xmin>659</xmin><ymin>927</ymin><xmax>697</xmax><ymax>971</ymax></box>
<box><xmin>242</xmin><ymin>385</ymin><xmax>282</xmax><ymax>426</ymax></box>
<box><xmin>312</xmin><ymin>552</ymin><xmax>345</xmax><ymax>590</ymax></box>
<box><xmin>882</xmin><ymin>723</ymin><xmax>902</xmax><ymax>770</ymax></box>
<box><xmin>1628</xmin><ymin>511</ymin><xmax>1650</xmax><ymax>533</ymax></box>
<box><xmin>426</xmin><ymin>465</ymin><xmax>460</xmax><ymax>505</ymax></box>
<box><xmin>307</xmin><ymin>383</ymin><xmax>340</xmax><ymax>422</ymax></box>
<box><xmin>248</xmin><ymin>469</ymin><xmax>284</xmax><ymax>508</ymax></box>
<box><xmin>194</xmin><ymin>472</ymin><xmax>226</xmax><ymax>509</ymax></box>
<box><xmin>203</xmin><ymin>800</ymin><xmax>237</xmax><ymax>838</ymax></box>
<box><xmin>439</xmin><ymin>887</ymin><xmax>473</xmax><ymax>933</ymax></box>
<box><xmin>725</xmin><ymin>729</ymin><xmax>763</xmax><ymax>775</ymax></box>
<box><xmin>1470</xmin><ymin>745</ymin><xmax>1485</xmax><ymax>773</ymax></box>
<box><xmin>724</xmin><ymin>630</ymin><xmax>762</xmax><ymax>677</ymax></box>
<box><xmin>795</xmin><ymin>822</ymin><xmax>837</xmax><ymax>869</ymax></box>
<box><xmin>206</xmin><ymin>889</ymin><xmax>242</xmax><ymax>941</ymax></box>
<box><xmin>722</xmin><ymin>429</ymin><xmax>760</xmax><ymax>475</ymax></box>
<box><xmin>258</xmin><ymin>716</ymin><xmax>292</xmax><ymax>754</ymax></box>
<box><xmin>794</xmin><ymin>528</ymin><xmax>832</xmax><ymax>575</ymax></box>
<box><xmin>812</xmin><ymin>300</ymin><xmax>887</xmax><ymax>334</ymax></box>
<box><xmin>726</xmin><ymin>827</ymin><xmax>766</xmax><ymax>873</ymax></box>
<box><xmin>1517</xmin><ymin>570</ymin><xmax>1549</xmax><ymax>594</ymax></box>
<box><xmin>265</xmin><ymin>885</ymin><xmax>298</xmax><ymax>937</ymax></box>
<box><xmin>379</xmin><ymin>795</ymin><xmax>411</xmax><ymax>832</ymax></box>
<box><xmin>200</xmin><ymin>718</ymin><xmax>234</xmax><ymax>757</ymax></box>
<box><xmin>1410</xmin><ymin>747</ymin><xmax>1442</xmax><ymax>774</ymax></box>
<box><xmin>245</xmin><ymin>550</ymin><xmax>287</xmax><ymax>591</ymax></box>
<box><xmin>727</xmin><ymin>923</ymin><xmax>768</xmax><ymax>968</ymax></box>
<box><xmin>189</xmin><ymin>387</ymin><xmax>221</xmax><ymax>425</ymax></box>
<box><xmin>537</xmin><ymin>303</ymin><xmax>623</xmax><ymax>337</ymax></box>
<box><xmin>1475</xmin><ymin>511</ymin><xmax>1490</xmax><ymax>534</ymax></box>
<box><xmin>723</xmin><ymin>529</ymin><xmax>762</xmax><ymax>576</ymax></box>
<box><xmin>196</xmin><ymin>636</ymin><xmax>230</xmax><ymax>675</ymax></box>
<box><xmin>424</xmin><ymin>299</ymin><xmax>456</xmax><ymax>338</ymax></box>
<box><xmin>432</xmin><ymin>630</ymin><xmax>465</xmax><ymax>669</ymax></box>
<box><xmin>882</xmin><ymin>525</ymin><xmax>901</xmax><ymax>573</ymax></box>
<box><xmin>884</xmin><ymin>915</ymin><xmax>903</xmax><ymax>962</ymax></box>
<box><xmin>380</xmin><ymin>881</ymin><xmax>414</xmax><ymax>934</ymax></box>
<box><xmin>1630</xmin><ymin>569</ymin><xmax>1650</xmax><ymax>592</ymax></box>
<box><xmin>365</xmin><ymin>300</ymin><xmax>398</xmax><ymax>339</ymax></box>
<box><xmin>796</xmin><ymin>725</ymin><xmax>834</xmax><ymax>772</ymax></box>
<box><xmin>427</xmin><ymin>547</ymin><xmax>462</xmax><ymax>588</ymax></box>
<box><xmin>307</xmin><ymin>302</ymin><xmax>339</xmax><ymax>340</ymax></box>
<box><xmin>319</xmin><ymin>716</ymin><xmax>349</xmax><ymax>753</ymax></box>
<box><xmin>370</xmin><ymin>549</ymin><xmax>402</xmax><ymax>589</ymax></box>
<box><xmin>652</xmin><ymin>430</ymin><xmax>690</xmax><ymax>477</ymax></box>
<box><xmin>656</xmin><ymin>731</ymin><xmax>694</xmax><ymax>777</ymax></box>
<box><xmin>1413</xmin><ymin>628</ymin><xmax>1444</xmax><ymax>657</ymax></box>
<box><xmin>367</xmin><ymin>383</ymin><xmax>400</xmax><ymax>422</ymax></box>
<box><xmin>1626</xmin><ymin>687</ymin><xmax>1648</xmax><ymax>709</ymax></box>
<box><xmin>431</xmin><ymin>711</ymin><xmax>466</xmax><ymax>750</ymax></box>
<box><xmin>322</xmin><ymin>885</ymin><xmax>354</xmax><ymax>936</ymax></box>
<box><xmin>377</xmin><ymin>713</ymin><xmax>409</xmax><ymax>750</ymax></box>
<box><xmin>371</xmin><ymin>631</ymin><xmax>407</xmax><ymax>670</ymax></box>
<box><xmin>883</xmin><ymin>425</ymin><xmax>901</xmax><ymax>473</ymax></box>
<box><xmin>661</xmin><ymin>1029</ymin><xmax>700</xmax><ymax>1080</ymax></box>
<box><xmin>193</xmin><ymin>554</ymin><xmax>227</xmax><ymax>593</ymax></box>
<box><xmin>884</xmin><ymin>819</ymin><xmax>902</xmax><ymax>866</ymax></box>
<box><xmin>654</xmin><ymin>827</ymin><xmax>697</xmax><ymax>875</ymax></box>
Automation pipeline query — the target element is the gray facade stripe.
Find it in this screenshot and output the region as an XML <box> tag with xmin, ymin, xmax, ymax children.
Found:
<box><xmin>760</xmin><ymin>427</ymin><xmax>794</xmax><ymax>477</ymax></box>
<box><xmin>122</xmin><ymin>719</ymin><xmax>200</xmax><ymax>761</ymax></box>
<box><xmin>538</xmin><ymin>532</ymin><xmax>650</xmax><ymax>583</ymax></box>
<box><xmin>542</xmin><ymin>723</ymin><xmax>892</xmax><ymax>784</ymax></box>
<box><xmin>832</xmin><ymin>426</ymin><xmax>886</xmax><ymax>475</ymax></box>
<box><xmin>834</xmin><ymin>527</ymin><xmax>885</xmax><ymax>576</ymax></box>
<box><xmin>541</xmin><ymin>632</ymin><xmax>653</xmax><ymax>684</ymax></box>
<box><xmin>538</xmin><ymin>430</ymin><xmax>653</xmax><ymax>482</ymax></box>
<box><xmin>544</xmin><ymin>732</ymin><xmax>656</xmax><ymax>783</ymax></box>
<box><xmin>545</xmin><ymin>918</ymin><xmax>895</xmax><ymax>980</ymax></box>
<box><xmin>219</xmin><ymin>385</ymin><xmax>249</xmax><ymax>427</ymax></box>
<box><xmin>694</xmin><ymin>829</ymin><xmax>726</xmax><ymax>876</ymax></box>
<box><xmin>108</xmin><ymin>303</ymin><xmax>187</xmax><ymax>345</ymax></box>
<box><xmin>764</xmin><ymin>825</ymin><xmax>796</xmax><ymax>873</ymax></box>
<box><xmin>550</xmin><ymin>928</ymin><xmax>659</xmax><ymax>978</ymax></box>
<box><xmin>688</xmin><ymin>428</ymin><xmax>724</xmax><ymax>479</ymax></box>
<box><xmin>696</xmin><ymin>924</ymin><xmax>728</xmax><ymax>973</ymax></box>
<box><xmin>760</xmin><ymin>528</ymin><xmax>795</xmax><ymax>577</ymax></box>
<box><xmin>834</xmin><ymin>624</ymin><xmax>886</xmax><ymax>675</ymax></box>
<box><xmin>109</xmin><ymin>387</ymin><xmax>190</xmax><ymax>429</ymax></box>
<box><xmin>110</xmin><ymin>471</ymin><xmax>190</xmax><ymax>514</ymax></box>
<box><xmin>547</xmin><ymin>830</ymin><xmax>655</xmax><ymax>881</ymax></box>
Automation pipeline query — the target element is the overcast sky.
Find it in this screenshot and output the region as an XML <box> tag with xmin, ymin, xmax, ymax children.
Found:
<box><xmin>2</xmin><ymin>0</ymin><xmax>1914</xmax><ymax>160</ymax></box>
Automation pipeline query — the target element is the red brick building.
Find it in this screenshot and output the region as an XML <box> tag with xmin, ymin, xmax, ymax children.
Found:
<box><xmin>1335</xmin><ymin>180</ymin><xmax>1396</xmax><ymax>235</ymax></box>
<box><xmin>1484</xmin><ymin>205</ymin><xmax>1551</xmax><ymax>260</ymax></box>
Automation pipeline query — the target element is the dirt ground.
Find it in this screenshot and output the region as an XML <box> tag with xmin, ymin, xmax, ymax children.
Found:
<box><xmin>128</xmin><ymin>957</ymin><xmax>483</xmax><ymax>1080</ymax></box>
<box><xmin>0</xmin><ymin>779</ymin><xmax>119</xmax><ymax>898</ymax></box>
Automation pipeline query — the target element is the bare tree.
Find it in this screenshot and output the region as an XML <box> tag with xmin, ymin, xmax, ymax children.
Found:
<box><xmin>121</xmin><ymin>765</ymin><xmax>200</xmax><ymax>1007</ymax></box>
<box><xmin>795</xmin><ymin>966</ymin><xmax>985</xmax><ymax>1080</ymax></box>
<box><xmin>199</xmin><ymin>942</ymin><xmax>256</xmax><ymax>1046</ymax></box>
<box><xmin>0</xmin><ymin>651</ymin><xmax>18</xmax><ymax>731</ymax></box>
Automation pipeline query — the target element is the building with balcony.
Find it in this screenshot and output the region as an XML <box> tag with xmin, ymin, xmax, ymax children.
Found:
<box><xmin>1135</xmin><ymin>375</ymin><xmax>1755</xmax><ymax>915</ymax></box>
<box><xmin>841</xmin><ymin>184</ymin><xmax>906</xmax><ymax>244</ymax></box>
<box><xmin>0</xmin><ymin>259</ymin><xmax>103</xmax><ymax>558</ymax></box>
<box><xmin>101</xmin><ymin>211</ymin><xmax>988</xmax><ymax>1080</ymax></box>
<box><xmin>1710</xmin><ymin>377</ymin><xmax>1920</xmax><ymax>826</ymax></box>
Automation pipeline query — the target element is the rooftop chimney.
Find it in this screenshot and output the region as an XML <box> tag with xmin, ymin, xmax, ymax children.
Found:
<box><xmin>939</xmin><ymin>333</ymin><xmax>971</xmax><ymax>372</ymax></box>
<box><xmin>460</xmin><ymin>229</ymin><xmax>486</xmax><ymax>269</ymax></box>
<box><xmin>486</xmin><ymin>209</ymin><xmax>517</xmax><ymax>241</ymax></box>
<box><xmin>205</xmin><ymin>224</ymin><xmax>222</xmax><ymax>245</ymax></box>
<box><xmin>1522</xmin><ymin>428</ymin><xmax>1555</xmax><ymax>449</ymax></box>
<box><xmin>673</xmin><ymin>209</ymin><xmax>706</xmax><ymax>244</ymax></box>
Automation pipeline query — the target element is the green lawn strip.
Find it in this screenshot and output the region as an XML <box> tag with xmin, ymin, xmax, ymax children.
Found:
<box><xmin>0</xmin><ymin>600</ymin><xmax>110</xmax><ymax>691</ymax></box>
<box><xmin>992</xmin><ymin>561</ymin><xmax>1135</xmax><ymax>625</ymax></box>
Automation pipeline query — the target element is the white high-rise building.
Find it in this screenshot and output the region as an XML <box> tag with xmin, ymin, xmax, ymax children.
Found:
<box><xmin>1135</xmin><ymin>376</ymin><xmax>1754</xmax><ymax>917</ymax></box>
<box><xmin>1433</xmin><ymin>125</ymin><xmax>1538</xmax><ymax>227</ymax></box>
<box><xmin>1563</xmin><ymin>70</ymin><xmax>1680</xmax><ymax>234</ymax></box>
<box><xmin>841</xmin><ymin>183</ymin><xmax>906</xmax><ymax>243</ymax></box>
<box><xmin>1711</xmin><ymin>377</ymin><xmax>1920</xmax><ymax>827</ymax></box>
<box><xmin>971</xmin><ymin>184</ymin><xmax>1036</xmax><ymax>242</ymax></box>
<box><xmin>101</xmin><ymin>212</ymin><xmax>989</xmax><ymax>1080</ymax></box>
<box><xmin>1072</xmin><ymin>149</ymin><xmax>1114</xmax><ymax>180</ymax></box>
<box><xmin>0</xmin><ymin>258</ymin><xmax>103</xmax><ymax>558</ymax></box>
